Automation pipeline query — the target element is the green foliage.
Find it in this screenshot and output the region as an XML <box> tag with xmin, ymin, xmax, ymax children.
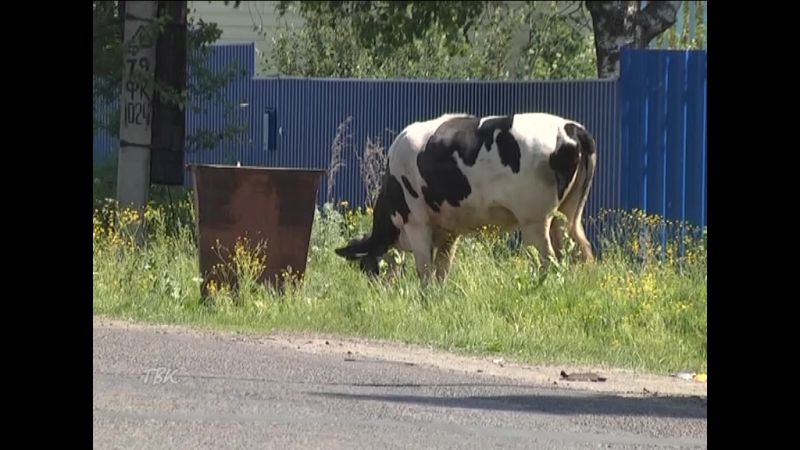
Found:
<box><xmin>93</xmin><ymin>153</ymin><xmax>119</xmax><ymax>206</ymax></box>
<box><xmin>651</xmin><ymin>1</ymin><xmax>707</xmax><ymax>50</ymax></box>
<box><xmin>264</xmin><ymin>1</ymin><xmax>596</xmax><ymax>80</ymax></box>
<box><xmin>509</xmin><ymin>2</ymin><xmax>597</xmax><ymax>80</ymax></box>
<box><xmin>275</xmin><ymin>1</ymin><xmax>488</xmax><ymax>60</ymax></box>
<box><xmin>92</xmin><ymin>1</ymin><xmax>248</xmax><ymax>151</ymax></box>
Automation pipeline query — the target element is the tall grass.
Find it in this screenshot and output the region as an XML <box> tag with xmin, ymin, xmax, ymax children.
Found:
<box><xmin>92</xmin><ymin>194</ymin><xmax>707</xmax><ymax>374</ymax></box>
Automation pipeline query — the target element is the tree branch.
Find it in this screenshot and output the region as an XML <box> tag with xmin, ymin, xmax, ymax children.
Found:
<box><xmin>636</xmin><ymin>0</ymin><xmax>681</xmax><ymax>45</ymax></box>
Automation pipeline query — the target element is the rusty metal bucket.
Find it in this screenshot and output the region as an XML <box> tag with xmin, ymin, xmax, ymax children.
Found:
<box><xmin>189</xmin><ymin>164</ymin><xmax>326</xmax><ymax>300</ymax></box>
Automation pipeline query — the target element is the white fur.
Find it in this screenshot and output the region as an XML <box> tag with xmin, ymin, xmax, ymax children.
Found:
<box><xmin>390</xmin><ymin>113</ymin><xmax>582</xmax><ymax>230</ymax></box>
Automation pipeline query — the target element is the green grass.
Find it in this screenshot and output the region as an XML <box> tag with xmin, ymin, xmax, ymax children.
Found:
<box><xmin>93</xmin><ymin>194</ymin><xmax>707</xmax><ymax>375</ymax></box>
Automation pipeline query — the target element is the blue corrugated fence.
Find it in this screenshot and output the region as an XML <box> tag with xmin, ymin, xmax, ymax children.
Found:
<box><xmin>93</xmin><ymin>42</ymin><xmax>707</xmax><ymax>237</ymax></box>
<box><xmin>619</xmin><ymin>47</ymin><xmax>707</xmax><ymax>229</ymax></box>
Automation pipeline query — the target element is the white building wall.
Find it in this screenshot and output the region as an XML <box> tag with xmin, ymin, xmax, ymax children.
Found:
<box><xmin>188</xmin><ymin>1</ymin><xmax>303</xmax><ymax>75</ymax></box>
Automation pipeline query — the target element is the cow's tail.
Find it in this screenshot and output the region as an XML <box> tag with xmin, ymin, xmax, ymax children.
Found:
<box><xmin>573</xmin><ymin>127</ymin><xmax>597</xmax><ymax>253</ymax></box>
<box><xmin>573</xmin><ymin>125</ymin><xmax>597</xmax><ymax>222</ymax></box>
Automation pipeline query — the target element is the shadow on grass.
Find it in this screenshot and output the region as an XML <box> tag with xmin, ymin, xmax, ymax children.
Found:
<box><xmin>308</xmin><ymin>391</ymin><xmax>707</xmax><ymax>419</ymax></box>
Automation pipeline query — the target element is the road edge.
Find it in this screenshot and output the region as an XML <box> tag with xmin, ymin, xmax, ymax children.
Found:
<box><xmin>92</xmin><ymin>314</ymin><xmax>708</xmax><ymax>399</ymax></box>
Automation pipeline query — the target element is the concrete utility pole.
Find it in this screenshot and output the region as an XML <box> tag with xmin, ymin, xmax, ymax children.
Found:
<box><xmin>117</xmin><ymin>1</ymin><xmax>158</xmax><ymax>242</ymax></box>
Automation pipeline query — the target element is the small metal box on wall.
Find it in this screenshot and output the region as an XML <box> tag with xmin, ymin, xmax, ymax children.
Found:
<box><xmin>263</xmin><ymin>107</ymin><xmax>277</xmax><ymax>152</ymax></box>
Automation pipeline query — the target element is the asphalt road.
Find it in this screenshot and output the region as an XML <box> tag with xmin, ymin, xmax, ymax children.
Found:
<box><xmin>93</xmin><ymin>322</ymin><xmax>707</xmax><ymax>450</ymax></box>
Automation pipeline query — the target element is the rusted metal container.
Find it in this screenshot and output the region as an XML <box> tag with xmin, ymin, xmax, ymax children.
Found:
<box><xmin>189</xmin><ymin>164</ymin><xmax>325</xmax><ymax>300</ymax></box>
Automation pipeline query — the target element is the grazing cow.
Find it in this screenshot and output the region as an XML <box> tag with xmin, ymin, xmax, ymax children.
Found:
<box><xmin>335</xmin><ymin>112</ymin><xmax>598</xmax><ymax>287</ymax></box>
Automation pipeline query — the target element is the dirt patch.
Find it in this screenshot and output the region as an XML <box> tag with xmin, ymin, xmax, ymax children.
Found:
<box><xmin>93</xmin><ymin>315</ymin><xmax>707</xmax><ymax>399</ymax></box>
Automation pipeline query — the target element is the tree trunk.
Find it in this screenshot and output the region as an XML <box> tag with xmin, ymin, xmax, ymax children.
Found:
<box><xmin>118</xmin><ymin>1</ymin><xmax>126</xmax><ymax>36</ymax></box>
<box><xmin>586</xmin><ymin>1</ymin><xmax>681</xmax><ymax>78</ymax></box>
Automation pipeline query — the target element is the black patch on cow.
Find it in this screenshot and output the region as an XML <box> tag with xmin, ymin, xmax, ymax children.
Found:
<box><xmin>567</xmin><ymin>123</ymin><xmax>596</xmax><ymax>157</ymax></box>
<box><xmin>476</xmin><ymin>116</ymin><xmax>521</xmax><ymax>173</ymax></box>
<box><xmin>382</xmin><ymin>167</ymin><xmax>411</xmax><ymax>227</ymax></box>
<box><xmin>416</xmin><ymin>115</ymin><xmax>521</xmax><ymax>213</ymax></box>
<box><xmin>548</xmin><ymin>123</ymin><xmax>588</xmax><ymax>201</ymax></box>
<box><xmin>334</xmin><ymin>163</ymin><xmax>409</xmax><ymax>270</ymax></box>
<box><xmin>401</xmin><ymin>175</ymin><xmax>418</xmax><ymax>198</ymax></box>
<box><xmin>416</xmin><ymin>117</ymin><xmax>478</xmax><ymax>212</ymax></box>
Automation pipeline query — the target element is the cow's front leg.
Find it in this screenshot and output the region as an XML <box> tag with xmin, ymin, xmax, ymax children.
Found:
<box><xmin>549</xmin><ymin>215</ymin><xmax>566</xmax><ymax>262</ymax></box>
<box><xmin>403</xmin><ymin>224</ymin><xmax>434</xmax><ymax>287</ymax></box>
<box><xmin>520</xmin><ymin>218</ymin><xmax>556</xmax><ymax>273</ymax></box>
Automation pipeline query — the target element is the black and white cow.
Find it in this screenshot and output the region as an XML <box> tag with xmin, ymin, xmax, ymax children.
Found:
<box><xmin>334</xmin><ymin>112</ymin><xmax>598</xmax><ymax>286</ymax></box>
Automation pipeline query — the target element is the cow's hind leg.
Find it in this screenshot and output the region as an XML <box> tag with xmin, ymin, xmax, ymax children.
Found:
<box><xmin>569</xmin><ymin>215</ymin><xmax>593</xmax><ymax>264</ymax></box>
<box><xmin>550</xmin><ymin>215</ymin><xmax>567</xmax><ymax>261</ymax></box>
<box><xmin>549</xmin><ymin>210</ymin><xmax>590</xmax><ymax>264</ymax></box>
<box><xmin>403</xmin><ymin>224</ymin><xmax>435</xmax><ymax>287</ymax></box>
<box><xmin>519</xmin><ymin>219</ymin><xmax>556</xmax><ymax>272</ymax></box>
<box><xmin>433</xmin><ymin>229</ymin><xmax>460</xmax><ymax>283</ymax></box>
<box><xmin>552</xmin><ymin>178</ymin><xmax>594</xmax><ymax>264</ymax></box>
